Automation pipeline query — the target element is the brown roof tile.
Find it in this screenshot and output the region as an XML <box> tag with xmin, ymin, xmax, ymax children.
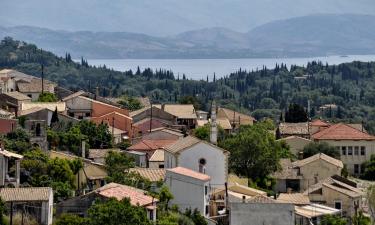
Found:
<box><xmin>128</xmin><ymin>168</ymin><xmax>166</xmax><ymax>182</ymax></box>
<box><xmin>292</xmin><ymin>153</ymin><xmax>343</xmax><ymax>169</ymax></box>
<box><xmin>312</xmin><ymin>123</ymin><xmax>375</xmax><ymax>140</ymax></box>
<box><xmin>167</xmin><ymin>167</ymin><xmax>210</xmax><ymax>181</ymax></box>
<box><xmin>0</xmin><ymin>187</ymin><xmax>52</xmax><ymax>202</ymax></box>
<box><xmin>128</xmin><ymin>139</ymin><xmax>177</xmax><ymax>151</ymax></box>
<box><xmin>277</xmin><ymin>193</ymin><xmax>310</xmax><ymax>205</ymax></box>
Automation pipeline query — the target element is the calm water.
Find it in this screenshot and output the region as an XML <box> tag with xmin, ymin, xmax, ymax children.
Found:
<box><xmin>87</xmin><ymin>55</ymin><xmax>375</xmax><ymax>80</ymax></box>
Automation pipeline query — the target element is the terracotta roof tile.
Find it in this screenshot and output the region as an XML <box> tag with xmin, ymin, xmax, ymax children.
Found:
<box><xmin>312</xmin><ymin>123</ymin><xmax>375</xmax><ymax>140</ymax></box>
<box><xmin>167</xmin><ymin>167</ymin><xmax>210</xmax><ymax>181</ymax></box>
<box><xmin>0</xmin><ymin>187</ymin><xmax>52</xmax><ymax>202</ymax></box>
<box><xmin>128</xmin><ymin>168</ymin><xmax>166</xmax><ymax>182</ymax></box>
<box><xmin>310</xmin><ymin>119</ymin><xmax>330</xmax><ymax>127</ymax></box>
<box><xmin>149</xmin><ymin>149</ymin><xmax>165</xmax><ymax>162</ymax></box>
<box><xmin>96</xmin><ymin>183</ymin><xmax>157</xmax><ymax>206</ymax></box>
<box><xmin>128</xmin><ymin>139</ymin><xmax>177</xmax><ymax>151</ymax></box>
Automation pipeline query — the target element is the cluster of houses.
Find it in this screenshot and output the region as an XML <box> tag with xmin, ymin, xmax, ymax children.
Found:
<box><xmin>0</xmin><ymin>69</ymin><xmax>373</xmax><ymax>225</ymax></box>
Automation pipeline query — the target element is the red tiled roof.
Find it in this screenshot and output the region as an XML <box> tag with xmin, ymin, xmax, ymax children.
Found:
<box><xmin>134</xmin><ymin>118</ymin><xmax>169</xmax><ymax>134</ymax></box>
<box><xmin>96</xmin><ymin>183</ymin><xmax>157</xmax><ymax>206</ymax></box>
<box><xmin>310</xmin><ymin>119</ymin><xmax>330</xmax><ymax>127</ymax></box>
<box><xmin>312</xmin><ymin>123</ymin><xmax>375</xmax><ymax>140</ymax></box>
<box><xmin>167</xmin><ymin>167</ymin><xmax>210</xmax><ymax>181</ymax></box>
<box><xmin>128</xmin><ymin>139</ymin><xmax>177</xmax><ymax>151</ymax></box>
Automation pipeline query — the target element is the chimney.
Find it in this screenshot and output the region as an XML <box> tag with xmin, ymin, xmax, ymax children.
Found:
<box><xmin>161</xmin><ymin>103</ymin><xmax>165</xmax><ymax>111</ymax></box>
<box><xmin>210</xmin><ymin>100</ymin><xmax>217</xmax><ymax>145</ymax></box>
<box><xmin>242</xmin><ymin>195</ymin><xmax>246</xmax><ymax>203</ymax></box>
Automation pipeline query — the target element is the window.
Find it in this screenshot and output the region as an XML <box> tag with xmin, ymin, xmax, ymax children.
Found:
<box><xmin>35</xmin><ymin>123</ymin><xmax>41</xmax><ymax>137</ymax></box>
<box><xmin>205</xmin><ymin>185</ymin><xmax>208</xmax><ymax>195</ymax></box>
<box><xmin>341</xmin><ymin>146</ymin><xmax>347</xmax><ymax>155</ymax></box>
<box><xmin>159</xmin><ymin>164</ymin><xmax>164</xmax><ymax>168</ymax></box>
<box><xmin>348</xmin><ymin>146</ymin><xmax>353</xmax><ymax>155</ymax></box>
<box><xmin>27</xmin><ymin>94</ymin><xmax>32</xmax><ymax>98</ymax></box>
<box><xmin>361</xmin><ymin>146</ymin><xmax>366</xmax><ymax>156</ymax></box>
<box><xmin>85</xmin><ymin>112</ymin><xmax>91</xmax><ymax>117</ymax></box>
<box><xmin>334</xmin><ymin>201</ymin><xmax>342</xmax><ymax>210</ymax></box>
<box><xmin>69</xmin><ymin>112</ymin><xmax>74</xmax><ymax>117</ymax></box>
<box><xmin>205</xmin><ymin>205</ymin><xmax>209</xmax><ymax>215</ymax></box>
<box><xmin>354</xmin><ymin>164</ymin><xmax>360</xmax><ymax>174</ymax></box>
<box><xmin>354</xmin><ymin>146</ymin><xmax>359</xmax><ymax>155</ymax></box>
<box><xmin>199</xmin><ymin>158</ymin><xmax>207</xmax><ymax>174</ymax></box>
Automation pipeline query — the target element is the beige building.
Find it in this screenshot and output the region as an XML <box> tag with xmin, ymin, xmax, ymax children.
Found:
<box><xmin>305</xmin><ymin>176</ymin><xmax>363</xmax><ymax>218</ymax></box>
<box><xmin>273</xmin><ymin>153</ymin><xmax>343</xmax><ymax>193</ymax></box>
<box><xmin>312</xmin><ymin>123</ymin><xmax>375</xmax><ymax>175</ymax></box>
<box><xmin>277</xmin><ymin>122</ymin><xmax>310</xmax><ymax>139</ymax></box>
<box><xmin>278</xmin><ymin>136</ymin><xmax>312</xmax><ymax>156</ymax></box>
<box><xmin>217</xmin><ymin>107</ymin><xmax>255</xmax><ymax>130</ymax></box>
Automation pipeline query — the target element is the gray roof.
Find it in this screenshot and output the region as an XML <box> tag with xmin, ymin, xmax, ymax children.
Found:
<box><xmin>164</xmin><ymin>136</ymin><xmax>201</xmax><ymax>154</ymax></box>
<box><xmin>3</xmin><ymin>91</ymin><xmax>31</xmax><ymax>101</ymax></box>
<box><xmin>0</xmin><ymin>187</ymin><xmax>52</xmax><ymax>202</ymax></box>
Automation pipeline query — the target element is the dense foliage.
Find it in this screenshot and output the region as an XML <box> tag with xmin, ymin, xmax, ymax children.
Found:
<box><xmin>219</xmin><ymin>122</ymin><xmax>290</xmax><ymax>188</ymax></box>
<box><xmin>302</xmin><ymin>142</ymin><xmax>340</xmax><ymax>159</ymax></box>
<box><xmin>3</xmin><ymin>38</ymin><xmax>375</xmax><ymax>133</ymax></box>
<box><xmin>0</xmin><ymin>197</ymin><xmax>5</xmax><ymax>225</ymax></box>
<box><xmin>37</xmin><ymin>92</ymin><xmax>57</xmax><ymax>102</ymax></box>
<box><xmin>361</xmin><ymin>154</ymin><xmax>375</xmax><ymax>180</ymax></box>
<box><xmin>54</xmin><ymin>214</ymin><xmax>88</xmax><ymax>225</ymax></box>
<box><xmin>319</xmin><ymin>215</ymin><xmax>347</xmax><ymax>225</ymax></box>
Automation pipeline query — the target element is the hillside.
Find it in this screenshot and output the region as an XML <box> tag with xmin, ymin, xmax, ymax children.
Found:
<box><xmin>1</xmin><ymin>14</ymin><xmax>375</xmax><ymax>58</ymax></box>
<box><xmin>2</xmin><ymin>38</ymin><xmax>375</xmax><ymax>134</ymax></box>
<box><xmin>1</xmin><ymin>0</ymin><xmax>375</xmax><ymax>36</ymax></box>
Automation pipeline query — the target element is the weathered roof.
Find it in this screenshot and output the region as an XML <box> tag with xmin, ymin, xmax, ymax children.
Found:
<box><xmin>217</xmin><ymin>118</ymin><xmax>232</xmax><ymax>130</ymax></box>
<box><xmin>2</xmin><ymin>91</ymin><xmax>31</xmax><ymax>101</ymax></box>
<box><xmin>0</xmin><ymin>149</ymin><xmax>23</xmax><ymax>159</ymax></box>
<box><xmin>272</xmin><ymin>159</ymin><xmax>301</xmax><ymax>180</ymax></box>
<box><xmin>0</xmin><ymin>187</ymin><xmax>51</xmax><ymax>202</ymax></box>
<box><xmin>246</xmin><ymin>195</ymin><xmax>278</xmax><ymax>203</ymax></box>
<box><xmin>310</xmin><ymin>119</ymin><xmax>330</xmax><ymax>127</ymax></box>
<box><xmin>164</xmin><ymin>136</ymin><xmax>203</xmax><ymax>154</ymax></box>
<box><xmin>278</xmin><ymin>122</ymin><xmax>309</xmax><ymax>135</ymax></box>
<box><xmin>228</xmin><ymin>174</ymin><xmax>249</xmax><ymax>186</ymax></box>
<box><xmin>18</xmin><ymin>107</ymin><xmax>45</xmax><ymax>116</ymax></box>
<box><xmin>305</xmin><ymin>176</ymin><xmax>363</xmax><ymax>198</ymax></box>
<box><xmin>323</xmin><ymin>183</ymin><xmax>362</xmax><ymax>198</ymax></box>
<box><xmin>312</xmin><ymin>123</ymin><xmax>375</xmax><ymax>140</ymax></box>
<box><xmin>95</xmin><ymin>183</ymin><xmax>157</xmax><ymax>206</ymax></box>
<box><xmin>154</xmin><ymin>104</ymin><xmax>197</xmax><ymax>119</ymax></box>
<box><xmin>128</xmin><ymin>139</ymin><xmax>177</xmax><ymax>151</ymax></box>
<box><xmin>128</xmin><ymin>168</ymin><xmax>166</xmax><ymax>182</ymax></box>
<box><xmin>148</xmin><ymin>127</ymin><xmax>184</xmax><ymax>137</ymax></box>
<box><xmin>17</xmin><ymin>79</ymin><xmax>56</xmax><ymax>93</ymax></box>
<box><xmin>217</xmin><ymin>107</ymin><xmax>255</xmax><ymax>125</ymax></box>
<box><xmin>167</xmin><ymin>167</ymin><xmax>210</xmax><ymax>181</ymax></box>
<box><xmin>279</xmin><ymin>135</ymin><xmax>312</xmax><ymax>142</ymax></box>
<box><xmin>0</xmin><ymin>69</ymin><xmax>34</xmax><ymax>81</ymax></box>
<box><xmin>292</xmin><ymin>153</ymin><xmax>343</xmax><ymax>169</ymax></box>
<box><xmin>62</xmin><ymin>90</ymin><xmax>86</xmax><ymax>101</ymax></box>
<box><xmin>20</xmin><ymin>102</ymin><xmax>66</xmax><ymax>112</ymax></box>
<box><xmin>295</xmin><ymin>204</ymin><xmax>340</xmax><ymax>218</ymax></box>
<box><xmin>0</xmin><ymin>109</ymin><xmax>13</xmax><ymax>118</ymax></box>
<box><xmin>149</xmin><ymin>149</ymin><xmax>165</xmax><ymax>162</ymax></box>
<box><xmin>228</xmin><ymin>183</ymin><xmax>267</xmax><ymax>197</ymax></box>
<box><xmin>277</xmin><ymin>193</ymin><xmax>310</xmax><ymax>205</ymax></box>
<box><xmin>88</xmin><ymin>148</ymin><xmax>121</xmax><ymax>159</ymax></box>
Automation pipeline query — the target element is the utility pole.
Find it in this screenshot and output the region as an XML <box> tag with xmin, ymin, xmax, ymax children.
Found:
<box><xmin>41</xmin><ymin>49</ymin><xmax>44</xmax><ymax>94</ymax></box>
<box><xmin>10</xmin><ymin>201</ymin><xmax>13</xmax><ymax>225</ymax></box>
<box><xmin>149</xmin><ymin>102</ymin><xmax>153</xmax><ymax>132</ymax></box>
<box><xmin>112</xmin><ymin>117</ymin><xmax>115</xmax><ymax>144</ymax></box>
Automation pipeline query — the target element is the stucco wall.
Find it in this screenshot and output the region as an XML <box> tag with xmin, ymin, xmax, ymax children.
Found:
<box><xmin>178</xmin><ymin>142</ymin><xmax>228</xmax><ymax>187</ymax></box>
<box><xmin>230</xmin><ymin>203</ymin><xmax>295</xmax><ymax>225</ymax></box>
<box><xmin>165</xmin><ymin>170</ymin><xmax>209</xmax><ymax>216</ymax></box>
<box><xmin>318</xmin><ymin>140</ymin><xmax>375</xmax><ymax>174</ymax></box>
<box><xmin>283</xmin><ymin>137</ymin><xmax>311</xmax><ymax>156</ymax></box>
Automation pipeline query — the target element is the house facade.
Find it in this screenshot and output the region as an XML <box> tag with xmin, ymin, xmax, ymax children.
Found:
<box><xmin>164</xmin><ymin>136</ymin><xmax>229</xmax><ymax>187</ymax></box>
<box><xmin>0</xmin><ymin>148</ymin><xmax>23</xmax><ymax>188</ymax></box>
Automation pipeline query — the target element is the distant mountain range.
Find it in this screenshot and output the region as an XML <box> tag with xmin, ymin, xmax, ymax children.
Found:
<box><xmin>1</xmin><ymin>14</ymin><xmax>375</xmax><ymax>59</ymax></box>
<box><xmin>1</xmin><ymin>0</ymin><xmax>375</xmax><ymax>36</ymax></box>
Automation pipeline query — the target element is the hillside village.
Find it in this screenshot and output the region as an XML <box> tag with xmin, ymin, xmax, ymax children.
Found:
<box><xmin>0</xmin><ymin>68</ymin><xmax>375</xmax><ymax>225</ymax></box>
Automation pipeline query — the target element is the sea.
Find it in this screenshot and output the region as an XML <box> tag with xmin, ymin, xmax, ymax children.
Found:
<box><xmin>86</xmin><ymin>55</ymin><xmax>375</xmax><ymax>80</ymax></box>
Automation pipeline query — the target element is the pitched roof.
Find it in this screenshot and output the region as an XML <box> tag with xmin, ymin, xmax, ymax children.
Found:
<box><xmin>305</xmin><ymin>176</ymin><xmax>363</xmax><ymax>198</ymax></box>
<box><xmin>310</xmin><ymin>119</ymin><xmax>330</xmax><ymax>127</ymax></box>
<box><xmin>295</xmin><ymin>204</ymin><xmax>340</xmax><ymax>218</ymax></box>
<box><xmin>0</xmin><ymin>149</ymin><xmax>23</xmax><ymax>159</ymax></box>
<box><xmin>228</xmin><ymin>183</ymin><xmax>267</xmax><ymax>197</ymax></box>
<box><xmin>278</xmin><ymin>122</ymin><xmax>309</xmax><ymax>135</ymax></box>
<box><xmin>279</xmin><ymin>135</ymin><xmax>312</xmax><ymax>142</ymax></box>
<box><xmin>312</xmin><ymin>123</ymin><xmax>375</xmax><ymax>140</ymax></box>
<box><xmin>217</xmin><ymin>118</ymin><xmax>232</xmax><ymax>130</ymax></box>
<box><xmin>164</xmin><ymin>136</ymin><xmax>201</xmax><ymax>154</ymax></box>
<box><xmin>218</xmin><ymin>107</ymin><xmax>255</xmax><ymax>124</ymax></box>
<box><xmin>292</xmin><ymin>153</ymin><xmax>343</xmax><ymax>169</ymax></box>
<box><xmin>167</xmin><ymin>167</ymin><xmax>210</xmax><ymax>181</ymax></box>
<box><xmin>128</xmin><ymin>139</ymin><xmax>177</xmax><ymax>151</ymax></box>
<box><xmin>323</xmin><ymin>183</ymin><xmax>362</xmax><ymax>198</ymax></box>
<box><xmin>277</xmin><ymin>193</ymin><xmax>310</xmax><ymax>205</ymax></box>
<box><xmin>246</xmin><ymin>195</ymin><xmax>278</xmax><ymax>203</ymax></box>
<box><xmin>0</xmin><ymin>187</ymin><xmax>51</xmax><ymax>202</ymax></box>
<box><xmin>62</xmin><ymin>90</ymin><xmax>86</xmax><ymax>101</ymax></box>
<box><xmin>154</xmin><ymin>104</ymin><xmax>197</xmax><ymax>119</ymax></box>
<box><xmin>128</xmin><ymin>168</ymin><xmax>166</xmax><ymax>182</ymax></box>
<box><xmin>3</xmin><ymin>91</ymin><xmax>31</xmax><ymax>101</ymax></box>
<box><xmin>95</xmin><ymin>183</ymin><xmax>157</xmax><ymax>206</ymax></box>
<box><xmin>149</xmin><ymin>149</ymin><xmax>165</xmax><ymax>162</ymax></box>
<box><xmin>17</xmin><ymin>79</ymin><xmax>56</xmax><ymax>93</ymax></box>
<box><xmin>88</xmin><ymin>149</ymin><xmax>121</xmax><ymax>159</ymax></box>
<box><xmin>18</xmin><ymin>107</ymin><xmax>45</xmax><ymax>116</ymax></box>
<box><xmin>272</xmin><ymin>159</ymin><xmax>301</xmax><ymax>180</ymax></box>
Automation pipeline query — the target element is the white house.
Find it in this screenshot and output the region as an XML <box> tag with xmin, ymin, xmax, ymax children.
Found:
<box><xmin>164</xmin><ymin>135</ymin><xmax>229</xmax><ymax>187</ymax></box>
<box><xmin>166</xmin><ymin>167</ymin><xmax>211</xmax><ymax>217</ymax></box>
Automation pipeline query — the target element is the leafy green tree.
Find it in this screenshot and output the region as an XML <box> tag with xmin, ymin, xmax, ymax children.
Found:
<box><xmin>87</xmin><ymin>198</ymin><xmax>151</xmax><ymax>225</ymax></box>
<box><xmin>319</xmin><ymin>215</ymin><xmax>346</xmax><ymax>225</ymax></box>
<box><xmin>179</xmin><ymin>96</ymin><xmax>201</xmax><ymax>110</ymax></box>
<box><xmin>184</xmin><ymin>208</ymin><xmax>207</xmax><ymax>225</ymax></box>
<box><xmin>193</xmin><ymin>124</ymin><xmax>226</xmax><ymax>142</ymax></box>
<box><xmin>158</xmin><ymin>185</ymin><xmax>174</xmax><ymax>211</ymax></box>
<box><xmin>352</xmin><ymin>211</ymin><xmax>370</xmax><ymax>225</ymax></box>
<box><xmin>37</xmin><ymin>92</ymin><xmax>57</xmax><ymax>102</ymax></box>
<box><xmin>368</xmin><ymin>185</ymin><xmax>375</xmax><ymax>222</ymax></box>
<box><xmin>117</xmin><ymin>96</ymin><xmax>143</xmax><ymax>111</ymax></box>
<box><xmin>158</xmin><ymin>212</ymin><xmax>194</xmax><ymax>225</ymax></box>
<box><xmin>3</xmin><ymin>128</ymin><xmax>32</xmax><ymax>153</ymax></box>
<box><xmin>303</xmin><ymin>142</ymin><xmax>340</xmax><ymax>159</ymax></box>
<box><xmin>0</xmin><ymin>197</ymin><xmax>6</xmax><ymax>225</ymax></box>
<box><xmin>54</xmin><ymin>213</ymin><xmax>88</xmax><ymax>225</ymax></box>
<box><xmin>285</xmin><ymin>103</ymin><xmax>308</xmax><ymax>123</ymax></box>
<box><xmin>219</xmin><ymin>123</ymin><xmax>288</xmax><ymax>188</ymax></box>
<box><xmin>361</xmin><ymin>155</ymin><xmax>375</xmax><ymax>180</ymax></box>
<box><xmin>51</xmin><ymin>107</ymin><xmax>59</xmax><ymax>126</ymax></box>
<box><xmin>105</xmin><ymin>151</ymin><xmax>135</xmax><ymax>179</ymax></box>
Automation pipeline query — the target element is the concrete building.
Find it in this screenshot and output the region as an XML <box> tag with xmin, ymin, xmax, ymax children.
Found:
<box><xmin>312</xmin><ymin>123</ymin><xmax>375</xmax><ymax>175</ymax></box>
<box><xmin>0</xmin><ymin>91</ymin><xmax>31</xmax><ymax>116</ymax></box>
<box><xmin>17</xmin><ymin>78</ymin><xmax>56</xmax><ymax>101</ymax></box>
<box><xmin>230</xmin><ymin>196</ymin><xmax>295</xmax><ymax>225</ymax></box>
<box><xmin>0</xmin><ymin>147</ymin><xmax>23</xmax><ymax>188</ymax></box>
<box><xmin>154</xmin><ymin>104</ymin><xmax>197</xmax><ymax>129</ymax></box>
<box><xmin>19</xmin><ymin>107</ymin><xmax>79</xmax><ymax>128</ymax></box>
<box><xmin>278</xmin><ymin>135</ymin><xmax>312</xmax><ymax>156</ymax></box>
<box><xmin>304</xmin><ymin>176</ymin><xmax>363</xmax><ymax>218</ymax></box>
<box><xmin>166</xmin><ymin>167</ymin><xmax>211</xmax><ymax>217</ymax></box>
<box><xmin>0</xmin><ymin>187</ymin><xmax>53</xmax><ymax>225</ymax></box>
<box><xmin>24</xmin><ymin>120</ymin><xmax>48</xmax><ymax>151</ymax></box>
<box><xmin>273</xmin><ymin>153</ymin><xmax>343</xmax><ymax>193</ymax></box>
<box><xmin>56</xmin><ymin>183</ymin><xmax>158</xmax><ymax>222</ymax></box>
<box><xmin>164</xmin><ymin>135</ymin><xmax>229</xmax><ymax>187</ymax></box>
<box><xmin>88</xmin><ymin>148</ymin><xmax>121</xmax><ymax>164</ymax></box>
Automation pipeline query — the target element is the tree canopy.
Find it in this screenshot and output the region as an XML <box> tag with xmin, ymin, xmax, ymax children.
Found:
<box><xmin>303</xmin><ymin>142</ymin><xmax>340</xmax><ymax>159</ymax></box>
<box><xmin>361</xmin><ymin>154</ymin><xmax>375</xmax><ymax>180</ymax></box>
<box><xmin>37</xmin><ymin>92</ymin><xmax>57</xmax><ymax>102</ymax></box>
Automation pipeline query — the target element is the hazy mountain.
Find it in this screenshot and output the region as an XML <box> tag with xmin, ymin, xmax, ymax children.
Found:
<box><xmin>1</xmin><ymin>14</ymin><xmax>375</xmax><ymax>58</ymax></box>
<box><xmin>1</xmin><ymin>0</ymin><xmax>375</xmax><ymax>36</ymax></box>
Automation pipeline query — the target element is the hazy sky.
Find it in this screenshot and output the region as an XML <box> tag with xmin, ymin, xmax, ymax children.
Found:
<box><xmin>1</xmin><ymin>0</ymin><xmax>375</xmax><ymax>36</ymax></box>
